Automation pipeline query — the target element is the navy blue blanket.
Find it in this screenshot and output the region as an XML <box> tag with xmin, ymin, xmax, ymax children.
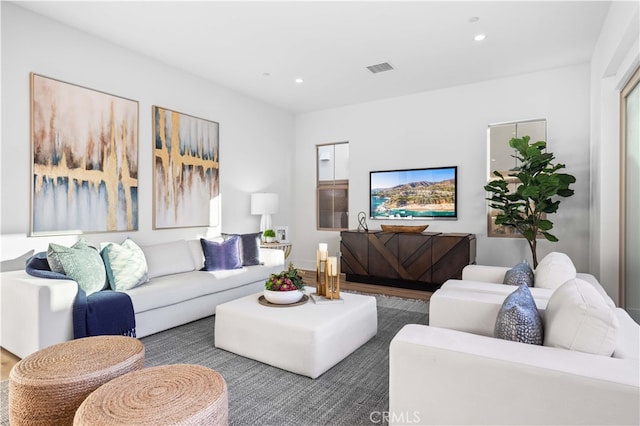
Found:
<box><xmin>26</xmin><ymin>252</ymin><xmax>136</xmax><ymax>338</ymax></box>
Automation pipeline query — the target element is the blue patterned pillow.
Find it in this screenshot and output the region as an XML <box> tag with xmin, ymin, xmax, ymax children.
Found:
<box><xmin>47</xmin><ymin>239</ymin><xmax>107</xmax><ymax>295</ymax></box>
<box><xmin>221</xmin><ymin>232</ymin><xmax>262</xmax><ymax>266</ymax></box>
<box><xmin>200</xmin><ymin>236</ymin><xmax>243</xmax><ymax>271</ymax></box>
<box><xmin>503</xmin><ymin>261</ymin><xmax>534</xmax><ymax>287</ymax></box>
<box><xmin>494</xmin><ymin>284</ymin><xmax>543</xmax><ymax>345</ymax></box>
<box><xmin>101</xmin><ymin>238</ymin><xmax>149</xmax><ymax>291</ymax></box>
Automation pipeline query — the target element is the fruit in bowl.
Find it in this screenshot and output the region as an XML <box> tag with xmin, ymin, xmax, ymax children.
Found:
<box><xmin>264</xmin><ymin>263</ymin><xmax>305</xmax><ymax>304</ymax></box>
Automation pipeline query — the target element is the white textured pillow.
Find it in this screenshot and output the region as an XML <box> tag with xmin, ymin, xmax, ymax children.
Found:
<box><xmin>141</xmin><ymin>240</ymin><xmax>196</xmax><ymax>279</ymax></box>
<box><xmin>101</xmin><ymin>238</ymin><xmax>148</xmax><ymax>291</ymax></box>
<box><xmin>534</xmin><ymin>252</ymin><xmax>576</xmax><ymax>290</ymax></box>
<box><xmin>544</xmin><ymin>278</ymin><xmax>618</xmax><ymax>356</ymax></box>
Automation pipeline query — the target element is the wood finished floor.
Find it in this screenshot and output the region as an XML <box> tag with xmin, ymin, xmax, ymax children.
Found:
<box><xmin>1</xmin><ymin>272</ymin><xmax>431</xmax><ymax>380</ymax></box>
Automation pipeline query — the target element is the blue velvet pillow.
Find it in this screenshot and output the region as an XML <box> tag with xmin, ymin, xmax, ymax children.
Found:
<box><xmin>494</xmin><ymin>284</ymin><xmax>543</xmax><ymax>345</ymax></box>
<box><xmin>221</xmin><ymin>232</ymin><xmax>262</xmax><ymax>266</ymax></box>
<box><xmin>503</xmin><ymin>261</ymin><xmax>534</xmax><ymax>287</ymax></box>
<box><xmin>200</xmin><ymin>236</ymin><xmax>243</xmax><ymax>271</ymax></box>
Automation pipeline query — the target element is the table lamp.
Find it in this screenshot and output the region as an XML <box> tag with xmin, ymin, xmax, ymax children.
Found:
<box><xmin>251</xmin><ymin>193</ymin><xmax>279</xmax><ymax>232</ymax></box>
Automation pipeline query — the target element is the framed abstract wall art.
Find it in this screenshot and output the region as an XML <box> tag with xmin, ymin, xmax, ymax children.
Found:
<box><xmin>152</xmin><ymin>106</ymin><xmax>220</xmax><ymax>229</ymax></box>
<box><xmin>30</xmin><ymin>73</ymin><xmax>139</xmax><ymax>235</ymax></box>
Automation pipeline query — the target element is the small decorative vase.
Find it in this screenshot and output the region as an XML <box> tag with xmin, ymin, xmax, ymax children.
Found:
<box><xmin>263</xmin><ymin>289</ymin><xmax>304</xmax><ymax>304</ymax></box>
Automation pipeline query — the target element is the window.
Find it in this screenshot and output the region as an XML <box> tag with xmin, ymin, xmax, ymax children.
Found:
<box><xmin>620</xmin><ymin>66</ymin><xmax>640</xmax><ymax>319</ymax></box>
<box><xmin>317</xmin><ymin>142</ymin><xmax>349</xmax><ymax>230</ymax></box>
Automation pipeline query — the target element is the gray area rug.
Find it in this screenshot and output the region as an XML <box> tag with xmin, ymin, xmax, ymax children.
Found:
<box><xmin>1</xmin><ymin>293</ymin><xmax>428</xmax><ymax>425</ymax></box>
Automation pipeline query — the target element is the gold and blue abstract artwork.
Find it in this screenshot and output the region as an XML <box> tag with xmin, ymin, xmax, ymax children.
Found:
<box><xmin>152</xmin><ymin>106</ymin><xmax>219</xmax><ymax>229</ymax></box>
<box><xmin>30</xmin><ymin>73</ymin><xmax>139</xmax><ymax>235</ymax></box>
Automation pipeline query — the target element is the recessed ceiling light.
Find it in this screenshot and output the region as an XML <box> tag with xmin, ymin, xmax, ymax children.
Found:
<box><xmin>295</xmin><ymin>78</ymin><xmax>304</xmax><ymax>84</ymax></box>
<box><xmin>262</xmin><ymin>72</ymin><xmax>271</xmax><ymax>77</ymax></box>
<box><xmin>469</xmin><ymin>16</ymin><xmax>480</xmax><ymax>23</ymax></box>
<box><xmin>474</xmin><ymin>34</ymin><xmax>486</xmax><ymax>41</ymax></box>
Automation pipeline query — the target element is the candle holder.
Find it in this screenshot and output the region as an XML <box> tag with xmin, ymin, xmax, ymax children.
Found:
<box><xmin>326</xmin><ymin>260</ymin><xmax>340</xmax><ymax>300</ymax></box>
<box><xmin>316</xmin><ymin>250</ymin><xmax>327</xmax><ymax>297</ymax></box>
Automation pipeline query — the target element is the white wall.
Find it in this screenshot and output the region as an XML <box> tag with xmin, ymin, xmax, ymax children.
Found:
<box><xmin>0</xmin><ymin>3</ymin><xmax>294</xmax><ymax>258</ymax></box>
<box><xmin>292</xmin><ymin>65</ymin><xmax>591</xmax><ymax>273</ymax></box>
<box><xmin>589</xmin><ymin>1</ymin><xmax>639</xmax><ymax>306</ymax></box>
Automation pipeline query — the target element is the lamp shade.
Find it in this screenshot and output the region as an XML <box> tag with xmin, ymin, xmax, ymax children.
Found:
<box><xmin>251</xmin><ymin>193</ymin><xmax>279</xmax><ymax>215</ymax></box>
<box><xmin>251</xmin><ymin>193</ymin><xmax>279</xmax><ymax>233</ymax></box>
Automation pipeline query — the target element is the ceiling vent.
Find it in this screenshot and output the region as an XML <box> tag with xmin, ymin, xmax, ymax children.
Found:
<box><xmin>366</xmin><ymin>62</ymin><xmax>395</xmax><ymax>74</ymax></box>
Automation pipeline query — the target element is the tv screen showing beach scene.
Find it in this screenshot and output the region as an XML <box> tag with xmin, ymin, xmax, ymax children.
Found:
<box><xmin>370</xmin><ymin>166</ymin><xmax>457</xmax><ymax>219</ymax></box>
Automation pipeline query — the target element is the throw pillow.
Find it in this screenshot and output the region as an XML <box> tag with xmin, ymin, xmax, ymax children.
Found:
<box><xmin>494</xmin><ymin>284</ymin><xmax>543</xmax><ymax>345</ymax></box>
<box><xmin>502</xmin><ymin>260</ymin><xmax>534</xmax><ymax>287</ymax></box>
<box><xmin>47</xmin><ymin>239</ymin><xmax>107</xmax><ymax>295</ymax></box>
<box><xmin>534</xmin><ymin>252</ymin><xmax>576</xmax><ymax>290</ymax></box>
<box><xmin>101</xmin><ymin>238</ymin><xmax>148</xmax><ymax>291</ymax></box>
<box><xmin>200</xmin><ymin>236</ymin><xmax>243</xmax><ymax>271</ymax></box>
<box><xmin>544</xmin><ymin>278</ymin><xmax>618</xmax><ymax>356</ymax></box>
<box><xmin>222</xmin><ymin>232</ymin><xmax>262</xmax><ymax>266</ymax></box>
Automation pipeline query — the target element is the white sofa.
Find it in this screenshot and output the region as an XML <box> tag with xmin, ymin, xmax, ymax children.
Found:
<box><xmin>389</xmin><ymin>258</ymin><xmax>640</xmax><ymax>425</ymax></box>
<box><xmin>0</xmin><ymin>239</ymin><xmax>284</xmax><ymax>359</ymax></box>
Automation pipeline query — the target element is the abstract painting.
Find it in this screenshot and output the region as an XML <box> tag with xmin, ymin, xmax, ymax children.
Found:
<box><xmin>152</xmin><ymin>106</ymin><xmax>219</xmax><ymax>229</ymax></box>
<box><xmin>30</xmin><ymin>73</ymin><xmax>139</xmax><ymax>235</ymax></box>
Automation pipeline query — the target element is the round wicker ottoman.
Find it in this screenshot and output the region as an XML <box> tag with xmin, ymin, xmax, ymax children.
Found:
<box><xmin>74</xmin><ymin>364</ymin><xmax>228</xmax><ymax>426</ymax></box>
<box><xmin>9</xmin><ymin>336</ymin><xmax>144</xmax><ymax>426</ymax></box>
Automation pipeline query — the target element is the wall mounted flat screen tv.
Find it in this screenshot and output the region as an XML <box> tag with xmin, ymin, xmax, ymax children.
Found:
<box><xmin>370</xmin><ymin>166</ymin><xmax>458</xmax><ymax>219</ymax></box>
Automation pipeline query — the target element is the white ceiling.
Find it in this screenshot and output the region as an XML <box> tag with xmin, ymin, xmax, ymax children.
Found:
<box><xmin>15</xmin><ymin>1</ymin><xmax>611</xmax><ymax>113</ymax></box>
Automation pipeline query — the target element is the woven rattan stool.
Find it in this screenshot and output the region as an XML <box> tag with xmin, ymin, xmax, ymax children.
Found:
<box><xmin>9</xmin><ymin>335</ymin><xmax>144</xmax><ymax>425</ymax></box>
<box><xmin>74</xmin><ymin>364</ymin><xmax>228</xmax><ymax>425</ymax></box>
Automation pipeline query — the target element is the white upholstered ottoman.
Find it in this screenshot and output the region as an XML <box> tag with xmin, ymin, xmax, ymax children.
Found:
<box><xmin>214</xmin><ymin>290</ymin><xmax>377</xmax><ymax>378</ymax></box>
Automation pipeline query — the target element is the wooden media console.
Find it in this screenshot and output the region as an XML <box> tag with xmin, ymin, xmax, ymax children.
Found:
<box><xmin>340</xmin><ymin>230</ymin><xmax>476</xmax><ymax>292</ymax></box>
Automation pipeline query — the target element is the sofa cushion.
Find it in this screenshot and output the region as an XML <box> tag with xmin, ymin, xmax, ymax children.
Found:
<box><xmin>503</xmin><ymin>261</ymin><xmax>534</xmax><ymax>287</ymax></box>
<box><xmin>47</xmin><ymin>239</ymin><xmax>107</xmax><ymax>295</ymax></box>
<box><xmin>201</xmin><ymin>237</ymin><xmax>243</xmax><ymax>271</ymax></box>
<box><xmin>222</xmin><ymin>232</ymin><xmax>262</xmax><ymax>266</ymax></box>
<box><xmin>126</xmin><ymin>265</ymin><xmax>281</xmax><ymax>314</ymax></box>
<box><xmin>494</xmin><ymin>284</ymin><xmax>543</xmax><ymax>345</ymax></box>
<box><xmin>142</xmin><ymin>240</ymin><xmax>195</xmax><ymax>279</ymax></box>
<box><xmin>101</xmin><ymin>238</ymin><xmax>148</xmax><ymax>291</ymax></box>
<box><xmin>544</xmin><ymin>278</ymin><xmax>618</xmax><ymax>356</ymax></box>
<box><xmin>534</xmin><ymin>252</ymin><xmax>576</xmax><ymax>290</ymax></box>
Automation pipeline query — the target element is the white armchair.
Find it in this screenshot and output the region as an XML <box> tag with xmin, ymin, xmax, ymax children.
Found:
<box><xmin>389</xmin><ymin>317</ymin><xmax>639</xmax><ymax>426</ymax></box>
<box><xmin>389</xmin><ymin>256</ymin><xmax>640</xmax><ymax>426</ymax></box>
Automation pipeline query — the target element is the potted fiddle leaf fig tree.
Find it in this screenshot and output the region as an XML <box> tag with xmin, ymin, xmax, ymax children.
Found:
<box><xmin>484</xmin><ymin>136</ymin><xmax>576</xmax><ymax>268</ymax></box>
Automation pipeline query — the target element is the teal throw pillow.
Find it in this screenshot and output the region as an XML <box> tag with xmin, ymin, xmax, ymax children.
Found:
<box><xmin>494</xmin><ymin>284</ymin><xmax>543</xmax><ymax>345</ymax></box>
<box><xmin>47</xmin><ymin>239</ymin><xmax>107</xmax><ymax>295</ymax></box>
<box><xmin>101</xmin><ymin>238</ymin><xmax>149</xmax><ymax>291</ymax></box>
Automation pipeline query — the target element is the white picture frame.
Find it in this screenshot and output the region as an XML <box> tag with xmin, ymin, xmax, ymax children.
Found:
<box><xmin>275</xmin><ymin>226</ymin><xmax>289</xmax><ymax>243</ymax></box>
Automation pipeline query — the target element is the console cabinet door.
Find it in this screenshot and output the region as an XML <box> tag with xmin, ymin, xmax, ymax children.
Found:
<box><xmin>367</xmin><ymin>232</ymin><xmax>400</xmax><ymax>279</ymax></box>
<box><xmin>398</xmin><ymin>233</ymin><xmax>435</xmax><ymax>283</ymax></box>
<box><xmin>431</xmin><ymin>234</ymin><xmax>471</xmax><ymax>282</ymax></box>
<box><xmin>340</xmin><ymin>231</ymin><xmax>368</xmax><ymax>275</ymax></box>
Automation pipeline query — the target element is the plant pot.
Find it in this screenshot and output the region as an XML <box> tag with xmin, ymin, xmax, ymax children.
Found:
<box><xmin>263</xmin><ymin>289</ymin><xmax>304</xmax><ymax>304</ymax></box>
<box><xmin>264</xmin><ymin>237</ymin><xmax>276</xmax><ymax>243</ymax></box>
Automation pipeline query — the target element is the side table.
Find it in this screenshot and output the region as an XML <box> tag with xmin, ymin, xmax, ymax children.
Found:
<box><xmin>260</xmin><ymin>242</ymin><xmax>292</xmax><ymax>259</ymax></box>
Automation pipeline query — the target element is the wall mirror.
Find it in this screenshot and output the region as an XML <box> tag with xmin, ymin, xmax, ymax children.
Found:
<box><xmin>487</xmin><ymin>118</ymin><xmax>546</xmax><ymax>179</ymax></box>
<box><xmin>486</xmin><ymin>118</ymin><xmax>546</xmax><ymax>237</ymax></box>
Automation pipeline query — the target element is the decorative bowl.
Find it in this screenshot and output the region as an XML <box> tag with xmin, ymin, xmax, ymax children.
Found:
<box><xmin>263</xmin><ymin>289</ymin><xmax>304</xmax><ymax>305</ymax></box>
<box><xmin>380</xmin><ymin>224</ymin><xmax>429</xmax><ymax>233</ymax></box>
